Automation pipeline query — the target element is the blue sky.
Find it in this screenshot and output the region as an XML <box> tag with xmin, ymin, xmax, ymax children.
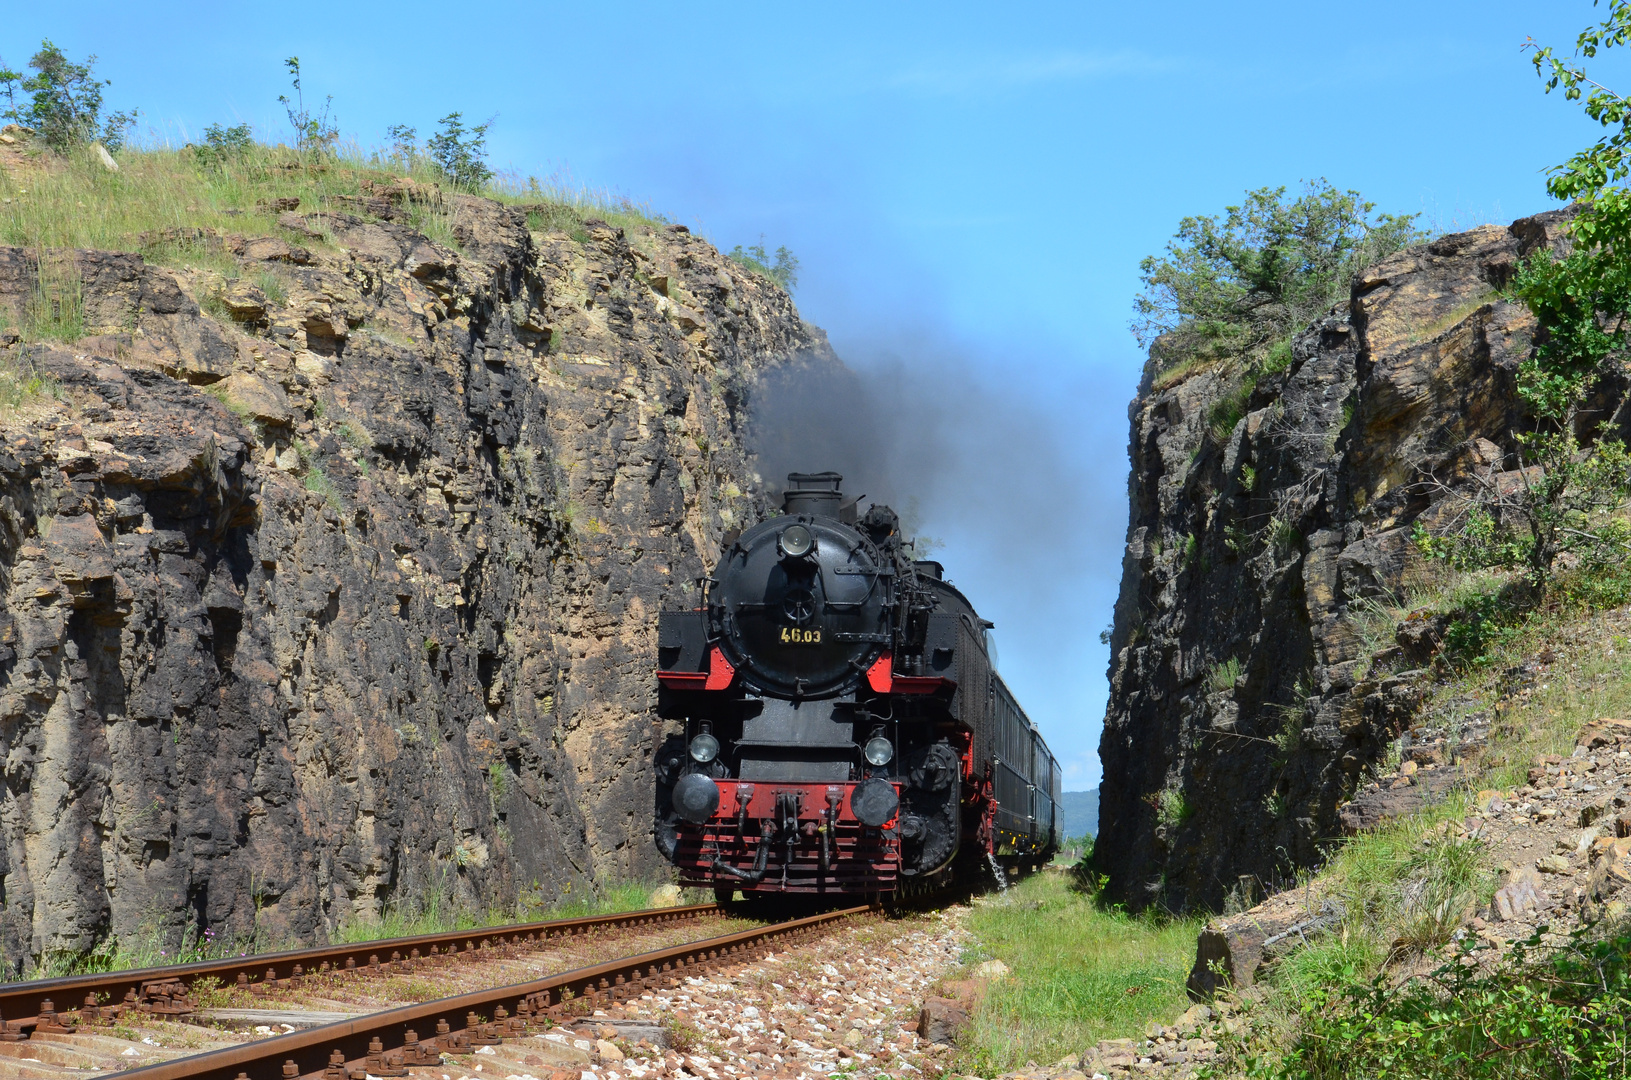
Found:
<box><xmin>8</xmin><ymin>2</ymin><xmax>1610</xmax><ymax>789</ymax></box>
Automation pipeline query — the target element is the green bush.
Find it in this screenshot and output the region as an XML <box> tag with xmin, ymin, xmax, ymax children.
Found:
<box><xmin>384</xmin><ymin>114</ymin><xmax>496</xmax><ymax>191</ymax></box>
<box><xmin>190</xmin><ymin>122</ymin><xmax>252</xmax><ymax>169</ymax></box>
<box><xmin>1133</xmin><ymin>181</ymin><xmax>1420</xmax><ymax>373</ymax></box>
<box><xmin>1436</xmin><ymin>579</ymin><xmax>1529</xmax><ymax>669</ymax></box>
<box><xmin>1557</xmin><ymin>559</ymin><xmax>1631</xmax><ymax>611</ymax></box>
<box><xmin>426</xmin><ymin>112</ymin><xmax>494</xmax><ymax>189</ymax></box>
<box><xmin>1252</xmin><ymin>931</ymin><xmax>1631</xmax><ymax>1079</ymax></box>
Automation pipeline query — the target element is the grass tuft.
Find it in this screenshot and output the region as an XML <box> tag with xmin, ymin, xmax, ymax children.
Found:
<box><xmin>24</xmin><ymin>249</ymin><xmax>84</xmax><ymax>341</ymax></box>
<box><xmin>332</xmin><ymin>879</ymin><xmax>672</xmax><ymax>944</ymax></box>
<box><xmin>1208</xmin><ymin>656</ymin><xmax>1243</xmax><ymax>694</ymax></box>
<box><xmin>0</xmin><ymin>350</ymin><xmax>60</xmax><ymax>409</ymax></box>
<box><xmin>303</xmin><ymin>461</ymin><xmax>343</xmax><ymax>512</ymax></box>
<box><xmin>18</xmin><ymin>877</ymin><xmax>686</xmax><ymax>981</ymax></box>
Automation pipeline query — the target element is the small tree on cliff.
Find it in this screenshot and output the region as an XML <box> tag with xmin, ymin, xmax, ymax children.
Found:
<box><xmin>426</xmin><ymin>112</ymin><xmax>494</xmax><ymax>190</ymax></box>
<box><xmin>0</xmin><ymin>40</ymin><xmax>138</xmax><ymax>153</ymax></box>
<box><xmin>1132</xmin><ymin>181</ymin><xmax>1420</xmax><ymax>371</ymax></box>
<box><xmin>1133</xmin><ymin>183</ymin><xmax>1420</xmax><ymax>447</ymax></box>
<box><xmin>1414</xmin><ymin>4</ymin><xmax>1631</xmax><ymax>602</ymax></box>
<box><xmin>278</xmin><ymin>57</ymin><xmax>339</xmax><ymax>158</ymax></box>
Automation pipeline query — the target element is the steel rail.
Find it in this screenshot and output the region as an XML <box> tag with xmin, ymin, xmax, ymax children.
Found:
<box><xmin>116</xmin><ymin>904</ymin><xmax>870</xmax><ymax>1080</ymax></box>
<box><xmin>0</xmin><ymin>903</ymin><xmax>719</xmax><ymax>1038</ymax></box>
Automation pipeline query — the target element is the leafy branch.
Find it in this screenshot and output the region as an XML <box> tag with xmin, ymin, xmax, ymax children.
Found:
<box><xmin>277</xmin><ymin>57</ymin><xmax>338</xmax><ymax>157</ymax></box>
<box><xmin>1414</xmin><ymin>3</ymin><xmax>1631</xmax><ymax>603</ymax></box>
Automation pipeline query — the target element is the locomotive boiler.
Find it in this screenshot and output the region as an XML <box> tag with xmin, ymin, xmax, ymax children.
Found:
<box><xmin>653</xmin><ymin>472</ymin><xmax>1059</xmax><ymax>899</ymax></box>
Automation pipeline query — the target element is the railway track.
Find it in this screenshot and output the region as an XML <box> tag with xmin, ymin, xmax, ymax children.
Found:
<box><xmin>116</xmin><ymin>905</ymin><xmax>870</xmax><ymax>1080</ymax></box>
<box><xmin>0</xmin><ymin>904</ymin><xmax>720</xmax><ymax>1044</ymax></box>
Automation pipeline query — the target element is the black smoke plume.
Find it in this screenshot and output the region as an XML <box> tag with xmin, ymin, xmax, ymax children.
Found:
<box><xmin>748</xmin><ymin>344</ymin><xmax>1126</xmax><ymax>787</ymax></box>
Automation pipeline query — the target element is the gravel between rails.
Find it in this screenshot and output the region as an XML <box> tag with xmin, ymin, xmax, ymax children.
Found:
<box><xmin>450</xmin><ymin>908</ymin><xmax>972</xmax><ymax>1080</ymax></box>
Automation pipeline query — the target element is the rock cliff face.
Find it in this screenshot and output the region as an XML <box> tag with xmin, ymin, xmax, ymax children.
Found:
<box><xmin>1095</xmin><ymin>211</ymin><xmax>1614</xmax><ymax>912</ymax></box>
<box><xmin>0</xmin><ymin>187</ymin><xmax>824</xmax><ymax>966</ymax></box>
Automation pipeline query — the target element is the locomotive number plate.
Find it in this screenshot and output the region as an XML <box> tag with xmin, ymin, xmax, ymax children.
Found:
<box><xmin>779</xmin><ymin>627</ymin><xmax>822</xmax><ymax>644</ymax></box>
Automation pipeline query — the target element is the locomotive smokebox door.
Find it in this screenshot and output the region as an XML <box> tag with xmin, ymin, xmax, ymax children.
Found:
<box><xmin>709</xmin><ymin>489</ymin><xmax>890</xmax><ymax>700</ymax></box>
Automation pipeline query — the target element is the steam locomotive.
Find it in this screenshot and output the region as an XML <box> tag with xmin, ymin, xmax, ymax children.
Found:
<box><xmin>653</xmin><ymin>472</ymin><xmax>1059</xmax><ymax>899</ymax></box>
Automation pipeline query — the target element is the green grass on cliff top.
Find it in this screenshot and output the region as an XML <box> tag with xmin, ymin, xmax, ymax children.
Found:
<box><xmin>956</xmin><ymin>871</ymin><xmax>1201</xmax><ymax>1075</ymax></box>
<box><xmin>0</xmin><ymin>139</ymin><xmax>667</xmax><ymax>260</ymax></box>
<box><xmin>0</xmin><ymin>137</ymin><xmax>668</xmax><ymax>408</ymax></box>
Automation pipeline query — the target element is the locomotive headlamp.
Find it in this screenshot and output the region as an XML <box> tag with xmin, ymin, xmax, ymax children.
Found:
<box><xmin>689</xmin><ymin>732</ymin><xmax>720</xmax><ymax>763</ymax></box>
<box><xmin>779</xmin><ymin>524</ymin><xmax>814</xmax><ymax>558</ymax></box>
<box><xmin>864</xmin><ymin>736</ymin><xmax>895</xmax><ymax>767</ymax></box>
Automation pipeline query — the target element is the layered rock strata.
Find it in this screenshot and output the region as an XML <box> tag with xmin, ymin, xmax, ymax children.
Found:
<box><xmin>0</xmin><ymin>185</ymin><xmax>825</xmax><ymax>965</ymax></box>
<box><xmin>1095</xmin><ymin>211</ymin><xmax>1628</xmax><ymax>911</ymax></box>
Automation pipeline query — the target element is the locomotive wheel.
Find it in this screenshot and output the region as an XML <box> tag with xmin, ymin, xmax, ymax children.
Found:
<box><xmin>714</xmin><ymin>886</ymin><xmax>741</xmax><ymax>905</ymax></box>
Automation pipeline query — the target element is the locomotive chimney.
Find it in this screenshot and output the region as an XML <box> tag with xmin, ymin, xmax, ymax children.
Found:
<box><xmin>782</xmin><ymin>472</ymin><xmax>844</xmax><ymax>517</ymax></box>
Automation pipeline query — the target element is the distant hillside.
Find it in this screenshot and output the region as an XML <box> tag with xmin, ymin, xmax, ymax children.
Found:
<box><xmin>1059</xmin><ymin>788</ymin><xmax>1099</xmax><ymax>838</ymax></box>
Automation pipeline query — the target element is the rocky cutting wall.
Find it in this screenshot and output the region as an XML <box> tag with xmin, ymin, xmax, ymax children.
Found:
<box><xmin>0</xmin><ymin>187</ymin><xmax>826</xmax><ymax>967</ymax></box>
<box><xmin>1094</xmin><ymin>211</ymin><xmax>1631</xmax><ymax>912</ymax></box>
